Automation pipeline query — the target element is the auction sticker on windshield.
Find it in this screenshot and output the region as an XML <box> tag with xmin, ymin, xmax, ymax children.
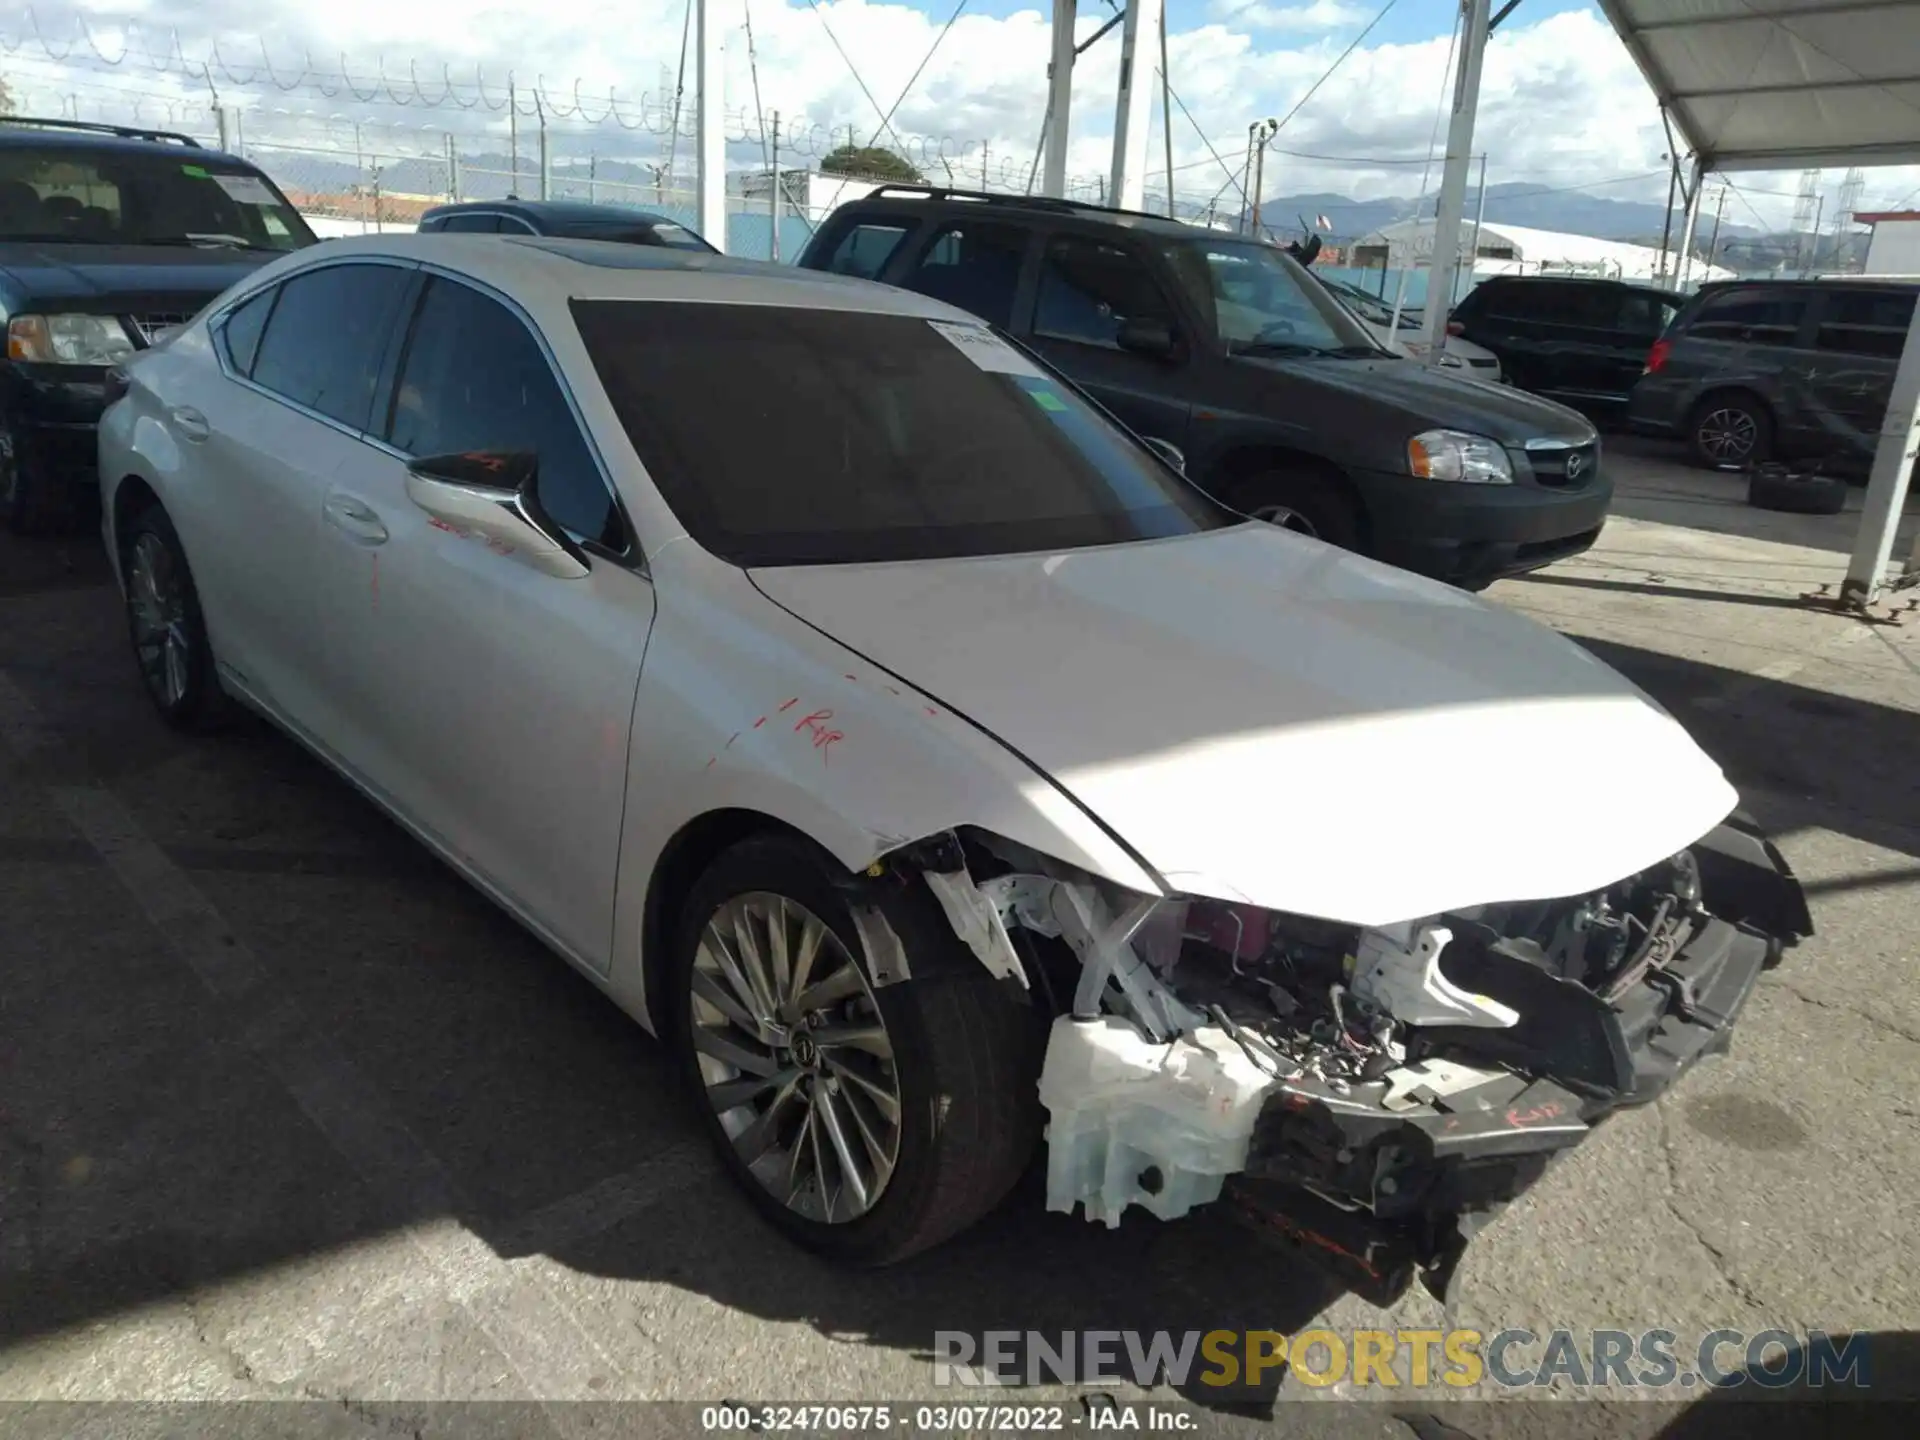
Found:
<box><xmin>927</xmin><ymin>319</ymin><xmax>1043</xmax><ymax>377</ymax></box>
<box><xmin>211</xmin><ymin>173</ymin><xmax>278</xmax><ymax>206</ymax></box>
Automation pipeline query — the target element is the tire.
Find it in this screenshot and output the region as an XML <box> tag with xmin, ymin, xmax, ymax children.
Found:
<box><xmin>120</xmin><ymin>502</ymin><xmax>234</xmax><ymax>732</ymax></box>
<box><xmin>1746</xmin><ymin>462</ymin><xmax>1848</xmax><ymax>516</ymax></box>
<box><xmin>667</xmin><ymin>834</ymin><xmax>1044</xmax><ymax>1265</ymax></box>
<box><xmin>0</xmin><ymin>420</ymin><xmax>73</xmax><ymax>536</ymax></box>
<box><xmin>1223</xmin><ymin>465</ymin><xmax>1363</xmax><ymax>553</ymax></box>
<box><xmin>1689</xmin><ymin>392</ymin><xmax>1773</xmax><ymax>470</ymax></box>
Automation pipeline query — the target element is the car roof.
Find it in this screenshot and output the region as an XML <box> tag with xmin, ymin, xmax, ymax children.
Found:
<box><xmin>422</xmin><ymin>199</ymin><xmax>685</xmax><ymax>227</ymax></box>
<box><xmin>1694</xmin><ymin>276</ymin><xmax>1920</xmax><ymax>291</ymax></box>
<box><xmin>0</xmin><ymin>121</ymin><xmax>255</xmax><ymax>166</ymax></box>
<box><xmin>837</xmin><ymin>186</ymin><xmax>1215</xmax><ymax>240</ymax></box>
<box><xmin>278</xmin><ymin>232</ymin><xmax>978</xmax><ymax>319</ymax></box>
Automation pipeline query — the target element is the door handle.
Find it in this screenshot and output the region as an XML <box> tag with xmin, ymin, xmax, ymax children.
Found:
<box><xmin>322</xmin><ymin>491</ymin><xmax>389</xmax><ymax>546</ymax></box>
<box><xmin>170</xmin><ymin>406</ymin><xmax>209</xmax><ymax>442</ymax></box>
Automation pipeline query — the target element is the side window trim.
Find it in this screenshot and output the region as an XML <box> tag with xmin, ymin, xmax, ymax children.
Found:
<box><xmin>844</xmin><ymin>213</ymin><xmax>925</xmax><ymax>283</ymax></box>
<box><xmin>212</xmin><ymin>282</ymin><xmax>282</xmax><ymax>380</ymax></box>
<box><xmin>373</xmin><ymin>264</ymin><xmax>640</xmax><ymax>566</ymax></box>
<box><xmin>210</xmin><ymin>257</ymin><xmax>420</xmax><ymax>442</ymax></box>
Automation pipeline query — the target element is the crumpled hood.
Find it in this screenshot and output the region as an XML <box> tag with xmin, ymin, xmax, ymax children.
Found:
<box><xmin>1239</xmin><ymin>353</ymin><xmax>1593</xmax><ymax>444</ymax></box>
<box><xmin>752</xmin><ymin>526</ymin><xmax>1737</xmax><ymax>926</ymax></box>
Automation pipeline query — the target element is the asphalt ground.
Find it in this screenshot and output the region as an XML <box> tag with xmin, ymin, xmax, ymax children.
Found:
<box><xmin>2</xmin><ymin>442</ymin><xmax>1916</xmax><ymax>1439</ymax></box>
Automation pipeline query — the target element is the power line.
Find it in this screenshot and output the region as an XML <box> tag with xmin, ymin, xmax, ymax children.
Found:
<box><xmin>865</xmin><ymin>0</ymin><xmax>971</xmax><ymax>151</ymax></box>
<box><xmin>798</xmin><ymin>0</ymin><xmax>908</xmax><ymax>153</ymax></box>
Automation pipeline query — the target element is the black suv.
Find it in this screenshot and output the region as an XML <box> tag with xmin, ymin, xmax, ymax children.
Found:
<box><xmin>796</xmin><ymin>186</ymin><xmax>1608</xmax><ymax>589</ymax></box>
<box><xmin>0</xmin><ymin>118</ymin><xmax>315</xmax><ymax>533</ymax></box>
<box><xmin>1448</xmin><ymin>275</ymin><xmax>1685</xmax><ymax>414</ymax></box>
<box><xmin>417</xmin><ymin>199</ymin><xmax>715</xmax><ymax>251</ymax></box>
<box><xmin>1627</xmin><ymin>278</ymin><xmax>1918</xmax><ymax>471</ymax></box>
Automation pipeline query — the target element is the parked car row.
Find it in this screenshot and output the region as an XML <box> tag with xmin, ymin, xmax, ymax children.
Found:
<box><xmin>90</xmin><ymin>209</ymin><xmax>1808</xmax><ymax>1305</ymax></box>
<box><xmin>1440</xmin><ymin>269</ymin><xmax>1920</xmax><ymax>477</ymax></box>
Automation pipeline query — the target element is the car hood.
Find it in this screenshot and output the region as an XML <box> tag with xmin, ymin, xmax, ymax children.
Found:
<box><xmin>1240</xmin><ymin>352</ymin><xmax>1590</xmax><ymax>443</ymax></box>
<box><xmin>0</xmin><ymin>244</ymin><xmax>275</xmax><ymax>310</ymax></box>
<box><xmin>751</xmin><ymin>526</ymin><xmax>1737</xmax><ymax>926</ymax></box>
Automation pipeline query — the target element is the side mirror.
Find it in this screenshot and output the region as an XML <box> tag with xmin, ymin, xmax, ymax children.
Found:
<box><xmin>403</xmin><ymin>450</ymin><xmax>590</xmax><ymax>579</ymax></box>
<box><xmin>1140</xmin><ymin>436</ymin><xmax>1186</xmax><ymax>474</ymax></box>
<box><xmin>1116</xmin><ymin>316</ymin><xmax>1177</xmax><ymax>360</ymax></box>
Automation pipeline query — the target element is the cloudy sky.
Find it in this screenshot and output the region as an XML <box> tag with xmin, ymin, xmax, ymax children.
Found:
<box><xmin>4</xmin><ymin>1</ymin><xmax>1917</xmax><ymax>228</ymax></box>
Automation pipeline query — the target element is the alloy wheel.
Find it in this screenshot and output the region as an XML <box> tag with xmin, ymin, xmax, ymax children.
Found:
<box><xmin>1698</xmin><ymin>407</ymin><xmax>1758</xmax><ymax>464</ymax></box>
<box><xmin>689</xmin><ymin>892</ymin><xmax>901</xmax><ymax>1224</ymax></box>
<box><xmin>128</xmin><ymin>532</ymin><xmax>193</xmax><ymax>708</ymax></box>
<box><xmin>1250</xmin><ymin>502</ymin><xmax>1319</xmax><ymax>538</ymax></box>
<box><xmin>0</xmin><ymin>429</ymin><xmax>17</xmax><ymax>514</ymax></box>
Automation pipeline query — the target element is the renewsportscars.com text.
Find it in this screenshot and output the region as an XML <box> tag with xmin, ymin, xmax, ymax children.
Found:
<box><xmin>932</xmin><ymin>1328</ymin><xmax>1873</xmax><ymax>1391</ymax></box>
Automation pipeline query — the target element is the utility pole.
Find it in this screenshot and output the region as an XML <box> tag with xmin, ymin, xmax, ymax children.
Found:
<box><xmin>1704</xmin><ymin>184</ymin><xmax>1727</xmax><ymax>273</ymax></box>
<box><xmin>1469</xmin><ymin>152</ymin><xmax>1487</xmax><ymax>274</ymax></box>
<box><xmin>770</xmin><ymin>110</ymin><xmax>782</xmax><ymax>262</ymax></box>
<box><xmin>1043</xmin><ymin>0</ymin><xmax>1076</xmax><ymax>198</ymax></box>
<box><xmin>509</xmin><ymin>78</ymin><xmax>520</xmax><ymax>196</ymax></box>
<box><xmin>1420</xmin><ymin>0</ymin><xmax>1491</xmax><ymax>363</ymax></box>
<box><xmin>1108</xmin><ymin>0</ymin><xmax>1163</xmax><ymax>210</ymax></box>
<box><xmin>1159</xmin><ymin>2</ymin><xmax>1175</xmax><ymax>217</ymax></box>
<box><xmin>204</xmin><ymin>64</ymin><xmax>227</xmax><ymax>152</ymax></box>
<box><xmin>446</xmin><ymin>133</ymin><xmax>460</xmax><ymax>202</ymax></box>
<box><xmin>981</xmin><ymin>141</ymin><xmax>991</xmax><ymax>191</ymax></box>
<box><xmin>1247</xmin><ymin>117</ymin><xmax>1276</xmax><ymax>240</ymax></box>
<box><xmin>536</xmin><ymin>93</ymin><xmax>550</xmax><ymax>201</ymax></box>
<box><xmin>588</xmin><ymin>152</ymin><xmax>597</xmax><ymax>205</ymax></box>
<box><xmin>697</xmin><ymin>0</ymin><xmax>727</xmax><ymax>253</ymax></box>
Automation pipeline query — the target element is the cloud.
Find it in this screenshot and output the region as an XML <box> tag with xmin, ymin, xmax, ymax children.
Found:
<box><xmin>3</xmin><ymin>1</ymin><xmax>1914</xmax><ymax>230</ymax></box>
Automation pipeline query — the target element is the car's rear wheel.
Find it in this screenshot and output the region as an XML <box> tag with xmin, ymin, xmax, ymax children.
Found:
<box><xmin>668</xmin><ymin>834</ymin><xmax>1043</xmax><ymax>1265</ymax></box>
<box><xmin>121</xmin><ymin>503</ymin><xmax>232</xmax><ymax>731</ymax></box>
<box><xmin>1689</xmin><ymin>392</ymin><xmax>1773</xmax><ymax>470</ymax></box>
<box><xmin>1225</xmin><ymin>466</ymin><xmax>1363</xmax><ymax>553</ymax></box>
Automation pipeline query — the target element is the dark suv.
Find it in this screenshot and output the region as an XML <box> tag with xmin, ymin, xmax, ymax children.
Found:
<box><xmin>796</xmin><ymin>186</ymin><xmax>1608</xmax><ymax>589</ymax></box>
<box><xmin>1448</xmin><ymin>275</ymin><xmax>1684</xmax><ymax>414</ymax></box>
<box><xmin>0</xmin><ymin>118</ymin><xmax>315</xmax><ymax>533</ymax></box>
<box><xmin>417</xmin><ymin>199</ymin><xmax>715</xmax><ymax>251</ymax></box>
<box><xmin>1627</xmin><ymin>278</ymin><xmax>1918</xmax><ymax>470</ymax></box>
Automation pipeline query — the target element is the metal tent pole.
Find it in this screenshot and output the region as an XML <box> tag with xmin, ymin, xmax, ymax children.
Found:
<box><xmin>1043</xmin><ymin>0</ymin><xmax>1076</xmax><ymax>198</ymax></box>
<box><xmin>697</xmin><ymin>0</ymin><xmax>727</xmax><ymax>253</ymax></box>
<box><xmin>1419</xmin><ymin>0</ymin><xmax>1490</xmax><ymax>364</ymax></box>
<box><xmin>1109</xmin><ymin>0</ymin><xmax>1162</xmax><ymax>210</ymax></box>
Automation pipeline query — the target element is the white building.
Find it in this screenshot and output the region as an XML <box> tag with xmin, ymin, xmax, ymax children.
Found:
<box><xmin>1351</xmin><ymin>218</ymin><xmax>1736</xmax><ymax>288</ymax></box>
<box><xmin>1854</xmin><ymin>211</ymin><xmax>1920</xmax><ymax>276</ymax></box>
<box><xmin>728</xmin><ymin>169</ymin><xmax>886</xmax><ymax>225</ymax></box>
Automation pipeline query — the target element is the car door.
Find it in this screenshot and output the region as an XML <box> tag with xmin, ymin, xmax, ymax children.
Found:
<box><xmin>1677</xmin><ymin>286</ymin><xmax>1815</xmax><ymax>448</ymax></box>
<box><xmin>172</xmin><ymin>260</ymin><xmax>414</xmax><ymax>730</ymax></box>
<box><xmin>1019</xmin><ymin>232</ymin><xmax>1194</xmax><ymax>447</ymax></box>
<box><xmin>310</xmin><ymin>271</ymin><xmax>654</xmax><ymax>972</ymax></box>
<box><xmin>1805</xmin><ymin>286</ymin><xmax>1915</xmax><ymax>460</ymax></box>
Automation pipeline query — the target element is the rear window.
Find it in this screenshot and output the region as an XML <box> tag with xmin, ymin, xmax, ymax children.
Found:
<box><xmin>570</xmin><ymin>300</ymin><xmax>1233</xmax><ymax>567</ymax></box>
<box><xmin>817</xmin><ymin>221</ymin><xmax>913</xmax><ymax>280</ymax></box>
<box><xmin>0</xmin><ymin>144</ymin><xmax>312</xmax><ymax>250</ymax></box>
<box><xmin>1685</xmin><ymin>288</ymin><xmax>1808</xmax><ymax>345</ymax></box>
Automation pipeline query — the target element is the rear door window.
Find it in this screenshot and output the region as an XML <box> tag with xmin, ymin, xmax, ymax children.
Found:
<box><xmin>1686</xmin><ymin>288</ymin><xmax>1809</xmax><ymax>346</ymax></box>
<box><xmin>899</xmin><ymin>223</ymin><xmax>1028</xmax><ymax>329</ymax></box>
<box><xmin>1618</xmin><ymin>291</ymin><xmax>1679</xmax><ymax>338</ymax></box>
<box><xmin>217</xmin><ymin>287</ymin><xmax>276</xmax><ymax>376</ymax></box>
<box><xmin>1814</xmin><ymin>288</ymin><xmax>1916</xmax><ymax>359</ymax></box>
<box><xmin>386</xmin><ymin>276</ymin><xmax>622</xmax><ymax>550</ymax></box>
<box><xmin>819</xmin><ymin>221</ymin><xmax>913</xmax><ymax>280</ymax></box>
<box><xmin>249</xmin><ymin>263</ymin><xmax>412</xmax><ymax>430</ymax></box>
<box><xmin>434</xmin><ymin>212</ymin><xmax>500</xmax><ymax>233</ymax></box>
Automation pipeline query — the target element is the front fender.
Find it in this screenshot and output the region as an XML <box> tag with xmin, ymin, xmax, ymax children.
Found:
<box><xmin>606</xmin><ymin>548</ymin><xmax>1162</xmax><ymax>1029</ymax></box>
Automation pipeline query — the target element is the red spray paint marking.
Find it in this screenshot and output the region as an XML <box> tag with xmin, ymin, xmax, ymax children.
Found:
<box><xmin>795</xmin><ymin>708</ymin><xmax>845</xmax><ymax>766</ymax></box>
<box><xmin>777</xmin><ymin>698</ymin><xmax>800</xmax><ymax>712</ymax></box>
<box><xmin>844</xmin><ymin>673</ymin><xmax>858</xmax><ymax>681</ymax></box>
<box><xmin>725</xmin><ymin>732</ymin><xmax>741</xmax><ymax>749</ymax></box>
<box><xmin>427</xmin><ymin>516</ymin><xmax>459</xmax><ymax>534</ymax></box>
<box><xmin>924</xmin><ymin>706</ymin><xmax>941</xmax><ymax>718</ymax></box>
<box><xmin>751</xmin><ymin>716</ymin><xmax>767</xmax><ymax>730</ymax></box>
<box><xmin>704</xmin><ymin>756</ymin><xmax>717</xmax><ymax>771</ymax></box>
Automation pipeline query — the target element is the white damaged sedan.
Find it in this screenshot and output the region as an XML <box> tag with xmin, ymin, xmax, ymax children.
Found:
<box><xmin>98</xmin><ymin>234</ymin><xmax>1811</xmax><ymax>1303</ymax></box>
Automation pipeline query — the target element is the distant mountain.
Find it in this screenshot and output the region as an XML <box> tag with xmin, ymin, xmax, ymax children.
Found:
<box><xmin>1248</xmin><ymin>182</ymin><xmax>1764</xmax><ymax>245</ymax></box>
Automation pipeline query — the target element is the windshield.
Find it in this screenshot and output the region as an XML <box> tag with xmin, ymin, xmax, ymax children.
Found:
<box><xmin>571</xmin><ymin>300</ymin><xmax>1236</xmax><ymax>566</ymax></box>
<box><xmin>0</xmin><ymin>145</ymin><xmax>313</xmax><ymax>250</ymax></box>
<box><xmin>1161</xmin><ymin>239</ymin><xmax>1385</xmax><ymax>355</ymax></box>
<box><xmin>569</xmin><ymin>219</ymin><xmax>715</xmax><ymax>252</ymax></box>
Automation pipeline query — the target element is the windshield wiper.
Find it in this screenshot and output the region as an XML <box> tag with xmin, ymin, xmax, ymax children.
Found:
<box><xmin>1227</xmin><ymin>339</ymin><xmax>1325</xmax><ymax>358</ymax></box>
<box><xmin>1319</xmin><ymin>345</ymin><xmax>1391</xmax><ymax>359</ymax></box>
<box><xmin>146</xmin><ymin>234</ymin><xmax>276</xmax><ymax>251</ymax></box>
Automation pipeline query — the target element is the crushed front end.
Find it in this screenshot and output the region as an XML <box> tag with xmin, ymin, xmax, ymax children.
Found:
<box><xmin>916</xmin><ymin>816</ymin><xmax>1811</xmax><ymax>1307</ymax></box>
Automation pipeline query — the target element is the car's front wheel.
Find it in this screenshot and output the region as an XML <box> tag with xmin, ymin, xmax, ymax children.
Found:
<box><xmin>121</xmin><ymin>502</ymin><xmax>232</xmax><ymax>731</ymax></box>
<box><xmin>668</xmin><ymin>834</ymin><xmax>1043</xmax><ymax>1265</ymax></box>
<box><xmin>1224</xmin><ymin>465</ymin><xmax>1363</xmax><ymax>553</ymax></box>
